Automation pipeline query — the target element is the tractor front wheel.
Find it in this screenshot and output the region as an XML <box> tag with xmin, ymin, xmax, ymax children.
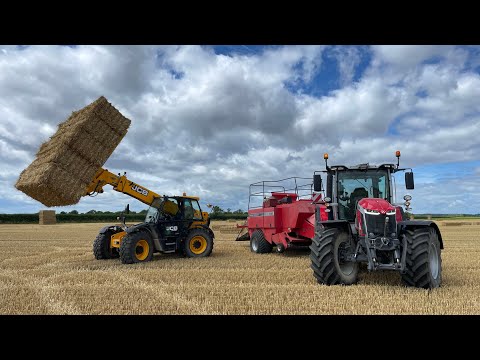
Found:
<box><xmin>250</xmin><ymin>230</ymin><xmax>272</xmax><ymax>254</ymax></box>
<box><xmin>119</xmin><ymin>231</ymin><xmax>154</xmax><ymax>264</ymax></box>
<box><xmin>183</xmin><ymin>228</ymin><xmax>214</xmax><ymax>257</ymax></box>
<box><xmin>310</xmin><ymin>228</ymin><xmax>358</xmax><ymax>285</ymax></box>
<box><xmin>401</xmin><ymin>227</ymin><xmax>442</xmax><ymax>289</ymax></box>
<box><xmin>93</xmin><ymin>230</ymin><xmax>119</xmax><ymax>260</ymax></box>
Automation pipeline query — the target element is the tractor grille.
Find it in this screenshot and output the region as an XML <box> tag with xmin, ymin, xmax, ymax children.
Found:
<box><xmin>365</xmin><ymin>213</ymin><xmax>396</xmax><ymax>236</ymax></box>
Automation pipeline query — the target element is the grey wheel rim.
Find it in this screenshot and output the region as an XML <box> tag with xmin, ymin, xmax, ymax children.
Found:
<box><xmin>251</xmin><ymin>237</ymin><xmax>258</xmax><ymax>252</ymax></box>
<box><xmin>429</xmin><ymin>242</ymin><xmax>439</xmax><ymax>279</ymax></box>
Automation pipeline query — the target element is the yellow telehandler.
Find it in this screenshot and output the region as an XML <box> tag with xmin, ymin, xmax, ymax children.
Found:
<box><xmin>86</xmin><ymin>168</ymin><xmax>214</xmax><ymax>264</ymax></box>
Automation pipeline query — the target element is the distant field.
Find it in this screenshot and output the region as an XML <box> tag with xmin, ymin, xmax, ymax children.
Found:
<box><xmin>0</xmin><ymin>220</ymin><xmax>479</xmax><ymax>314</ymax></box>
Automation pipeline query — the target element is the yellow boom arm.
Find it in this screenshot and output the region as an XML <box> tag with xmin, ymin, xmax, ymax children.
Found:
<box><xmin>85</xmin><ymin>168</ymin><xmax>161</xmax><ymax>207</ymax></box>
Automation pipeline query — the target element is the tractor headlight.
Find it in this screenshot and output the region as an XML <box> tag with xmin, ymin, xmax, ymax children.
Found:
<box><xmin>365</xmin><ymin>209</ymin><xmax>380</xmax><ymax>215</ymax></box>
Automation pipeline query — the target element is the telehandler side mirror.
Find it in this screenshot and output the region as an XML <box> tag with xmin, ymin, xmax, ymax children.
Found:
<box><xmin>405</xmin><ymin>172</ymin><xmax>414</xmax><ymax>190</ymax></box>
<box><xmin>313</xmin><ymin>174</ymin><xmax>322</xmax><ymax>192</ymax></box>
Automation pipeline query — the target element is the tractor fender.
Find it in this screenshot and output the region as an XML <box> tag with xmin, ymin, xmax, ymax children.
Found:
<box><xmin>99</xmin><ymin>225</ymin><xmax>123</xmax><ymax>234</ymax></box>
<box><xmin>397</xmin><ymin>220</ymin><xmax>444</xmax><ymax>249</ymax></box>
<box><xmin>316</xmin><ymin>220</ymin><xmax>352</xmax><ymax>237</ymax></box>
<box><xmin>191</xmin><ymin>224</ymin><xmax>215</xmax><ymax>240</ymax></box>
<box><xmin>125</xmin><ymin>223</ymin><xmax>150</xmax><ymax>234</ymax></box>
<box><xmin>124</xmin><ymin>223</ymin><xmax>161</xmax><ymax>250</ymax></box>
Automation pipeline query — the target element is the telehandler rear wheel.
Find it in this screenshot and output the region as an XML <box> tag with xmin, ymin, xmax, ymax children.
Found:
<box><xmin>119</xmin><ymin>231</ymin><xmax>154</xmax><ymax>264</ymax></box>
<box><xmin>93</xmin><ymin>231</ymin><xmax>119</xmax><ymax>260</ymax></box>
<box><xmin>310</xmin><ymin>228</ymin><xmax>358</xmax><ymax>285</ymax></box>
<box><xmin>183</xmin><ymin>228</ymin><xmax>214</xmax><ymax>257</ymax></box>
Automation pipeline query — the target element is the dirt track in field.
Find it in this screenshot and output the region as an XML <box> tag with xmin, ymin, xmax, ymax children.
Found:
<box><xmin>0</xmin><ymin>221</ymin><xmax>479</xmax><ymax>314</ymax></box>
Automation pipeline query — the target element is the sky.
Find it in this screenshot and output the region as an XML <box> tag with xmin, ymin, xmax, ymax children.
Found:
<box><xmin>1</xmin><ymin>45</ymin><xmax>479</xmax><ymax>215</ymax></box>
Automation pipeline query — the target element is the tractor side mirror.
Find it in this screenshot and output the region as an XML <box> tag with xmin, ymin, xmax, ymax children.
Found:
<box><xmin>313</xmin><ymin>174</ymin><xmax>322</xmax><ymax>192</ymax></box>
<box><xmin>405</xmin><ymin>172</ymin><xmax>414</xmax><ymax>190</ymax></box>
<box><xmin>125</xmin><ymin>204</ymin><xmax>130</xmax><ymax>214</ymax></box>
<box><xmin>326</xmin><ymin>174</ymin><xmax>333</xmax><ymax>199</ymax></box>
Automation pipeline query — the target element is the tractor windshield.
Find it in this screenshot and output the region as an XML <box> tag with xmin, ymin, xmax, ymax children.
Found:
<box><xmin>337</xmin><ymin>170</ymin><xmax>390</xmax><ymax>221</ymax></box>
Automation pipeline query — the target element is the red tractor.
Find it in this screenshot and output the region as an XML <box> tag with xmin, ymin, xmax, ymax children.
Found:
<box><xmin>241</xmin><ymin>151</ymin><xmax>443</xmax><ymax>289</ymax></box>
<box><xmin>310</xmin><ymin>151</ymin><xmax>443</xmax><ymax>289</ymax></box>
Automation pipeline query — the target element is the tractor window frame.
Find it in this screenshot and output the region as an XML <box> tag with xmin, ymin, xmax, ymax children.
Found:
<box><xmin>191</xmin><ymin>200</ymin><xmax>204</xmax><ymax>221</ymax></box>
<box><xmin>183</xmin><ymin>199</ymin><xmax>203</xmax><ymax>220</ymax></box>
<box><xmin>336</xmin><ymin>169</ymin><xmax>391</xmax><ymax>221</ymax></box>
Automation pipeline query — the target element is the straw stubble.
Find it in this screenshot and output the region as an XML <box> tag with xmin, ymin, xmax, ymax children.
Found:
<box><xmin>0</xmin><ymin>221</ymin><xmax>477</xmax><ymax>315</ymax></box>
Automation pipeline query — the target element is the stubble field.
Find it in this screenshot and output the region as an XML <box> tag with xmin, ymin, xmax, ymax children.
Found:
<box><xmin>0</xmin><ymin>220</ymin><xmax>479</xmax><ymax>314</ymax></box>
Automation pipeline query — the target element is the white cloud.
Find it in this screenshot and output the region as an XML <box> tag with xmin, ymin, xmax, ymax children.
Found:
<box><xmin>1</xmin><ymin>45</ymin><xmax>480</xmax><ymax>215</ymax></box>
<box><xmin>371</xmin><ymin>45</ymin><xmax>454</xmax><ymax>68</ymax></box>
<box><xmin>331</xmin><ymin>46</ymin><xmax>363</xmax><ymax>86</ymax></box>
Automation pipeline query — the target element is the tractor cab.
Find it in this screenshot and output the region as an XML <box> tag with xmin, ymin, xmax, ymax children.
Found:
<box><xmin>330</xmin><ymin>164</ymin><xmax>395</xmax><ymax>221</ymax></box>
<box><xmin>314</xmin><ymin>153</ymin><xmax>414</xmax><ymax>224</ymax></box>
<box><xmin>309</xmin><ymin>151</ymin><xmax>443</xmax><ymax>289</ymax></box>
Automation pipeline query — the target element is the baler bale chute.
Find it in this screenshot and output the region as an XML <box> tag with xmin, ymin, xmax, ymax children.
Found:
<box><xmin>15</xmin><ymin>96</ymin><xmax>131</xmax><ymax>207</ymax></box>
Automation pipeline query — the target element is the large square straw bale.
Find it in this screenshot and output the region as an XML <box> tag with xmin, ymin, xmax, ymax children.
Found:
<box><xmin>15</xmin><ymin>96</ymin><xmax>131</xmax><ymax>207</ymax></box>
<box><xmin>39</xmin><ymin>210</ymin><xmax>56</xmax><ymax>225</ymax></box>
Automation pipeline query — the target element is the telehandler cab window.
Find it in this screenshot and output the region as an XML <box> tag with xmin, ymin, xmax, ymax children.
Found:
<box><xmin>191</xmin><ymin>200</ymin><xmax>203</xmax><ymax>220</ymax></box>
<box><xmin>183</xmin><ymin>199</ymin><xmax>203</xmax><ymax>220</ymax></box>
<box><xmin>145</xmin><ymin>206</ymin><xmax>159</xmax><ymax>223</ymax></box>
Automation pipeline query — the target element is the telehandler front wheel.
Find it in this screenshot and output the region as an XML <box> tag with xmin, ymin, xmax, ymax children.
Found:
<box><xmin>183</xmin><ymin>229</ymin><xmax>214</xmax><ymax>257</ymax></box>
<box><xmin>93</xmin><ymin>230</ymin><xmax>119</xmax><ymax>260</ymax></box>
<box><xmin>119</xmin><ymin>231</ymin><xmax>154</xmax><ymax>264</ymax></box>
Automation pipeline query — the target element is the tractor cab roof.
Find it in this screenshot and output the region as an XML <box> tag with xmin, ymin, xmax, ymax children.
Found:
<box><xmin>328</xmin><ymin>163</ymin><xmax>397</xmax><ymax>172</ymax></box>
<box><xmin>159</xmin><ymin>195</ymin><xmax>200</xmax><ymax>201</ymax></box>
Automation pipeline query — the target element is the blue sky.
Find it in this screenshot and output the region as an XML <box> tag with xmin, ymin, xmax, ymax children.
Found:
<box><xmin>0</xmin><ymin>45</ymin><xmax>479</xmax><ymax>214</ymax></box>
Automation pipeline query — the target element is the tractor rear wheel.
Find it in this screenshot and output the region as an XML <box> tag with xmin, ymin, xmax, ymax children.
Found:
<box><xmin>310</xmin><ymin>228</ymin><xmax>358</xmax><ymax>285</ymax></box>
<box><xmin>250</xmin><ymin>230</ymin><xmax>272</xmax><ymax>254</ymax></box>
<box><xmin>183</xmin><ymin>228</ymin><xmax>214</xmax><ymax>257</ymax></box>
<box><xmin>93</xmin><ymin>230</ymin><xmax>119</xmax><ymax>260</ymax></box>
<box><xmin>119</xmin><ymin>231</ymin><xmax>154</xmax><ymax>264</ymax></box>
<box><xmin>401</xmin><ymin>227</ymin><xmax>442</xmax><ymax>289</ymax></box>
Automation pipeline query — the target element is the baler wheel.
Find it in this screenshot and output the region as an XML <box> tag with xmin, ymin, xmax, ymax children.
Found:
<box><xmin>250</xmin><ymin>230</ymin><xmax>272</xmax><ymax>254</ymax></box>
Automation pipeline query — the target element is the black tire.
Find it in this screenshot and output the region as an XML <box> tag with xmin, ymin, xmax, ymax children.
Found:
<box><xmin>250</xmin><ymin>230</ymin><xmax>272</xmax><ymax>254</ymax></box>
<box><xmin>119</xmin><ymin>231</ymin><xmax>154</xmax><ymax>264</ymax></box>
<box><xmin>310</xmin><ymin>228</ymin><xmax>358</xmax><ymax>285</ymax></box>
<box><xmin>401</xmin><ymin>227</ymin><xmax>442</xmax><ymax>289</ymax></box>
<box><xmin>183</xmin><ymin>228</ymin><xmax>214</xmax><ymax>257</ymax></box>
<box><xmin>93</xmin><ymin>231</ymin><xmax>119</xmax><ymax>260</ymax></box>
